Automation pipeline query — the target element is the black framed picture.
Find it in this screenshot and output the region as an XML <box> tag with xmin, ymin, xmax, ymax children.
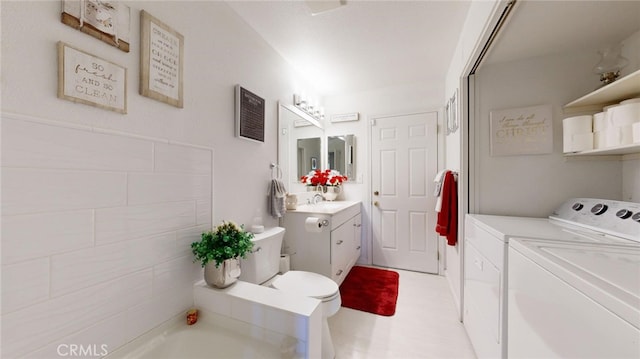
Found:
<box><xmin>235</xmin><ymin>85</ymin><xmax>265</xmax><ymax>143</ymax></box>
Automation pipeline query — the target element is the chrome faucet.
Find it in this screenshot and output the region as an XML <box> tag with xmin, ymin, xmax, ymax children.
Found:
<box><xmin>312</xmin><ymin>193</ymin><xmax>323</xmax><ymax>205</ymax></box>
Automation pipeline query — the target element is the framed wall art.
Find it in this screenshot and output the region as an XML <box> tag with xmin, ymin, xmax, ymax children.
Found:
<box><xmin>490</xmin><ymin>104</ymin><xmax>553</xmax><ymax>156</ymax></box>
<box><xmin>446</xmin><ymin>89</ymin><xmax>458</xmax><ymax>135</ymax></box>
<box><xmin>235</xmin><ymin>85</ymin><xmax>265</xmax><ymax>143</ymax></box>
<box><xmin>61</xmin><ymin>0</ymin><xmax>131</xmax><ymax>52</ymax></box>
<box><xmin>139</xmin><ymin>10</ymin><xmax>184</xmax><ymax>108</ymax></box>
<box><xmin>443</xmin><ymin>98</ymin><xmax>450</xmax><ymax>135</ymax></box>
<box><xmin>57</xmin><ymin>41</ymin><xmax>127</xmax><ymax>114</ymax></box>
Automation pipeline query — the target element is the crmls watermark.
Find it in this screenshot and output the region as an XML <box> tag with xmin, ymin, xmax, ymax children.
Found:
<box><xmin>56</xmin><ymin>344</ymin><xmax>108</xmax><ymax>357</ymax></box>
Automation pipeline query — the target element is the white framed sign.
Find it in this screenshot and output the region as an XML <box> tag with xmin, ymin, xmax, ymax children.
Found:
<box><xmin>331</xmin><ymin>112</ymin><xmax>359</xmax><ymax>123</ymax></box>
<box><xmin>140</xmin><ymin>10</ymin><xmax>184</xmax><ymax>108</ymax></box>
<box><xmin>57</xmin><ymin>41</ymin><xmax>127</xmax><ymax>114</ymax></box>
<box><xmin>490</xmin><ymin>104</ymin><xmax>553</xmax><ymax>156</ymax></box>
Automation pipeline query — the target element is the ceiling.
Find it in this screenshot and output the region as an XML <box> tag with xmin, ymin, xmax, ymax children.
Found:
<box><xmin>484</xmin><ymin>0</ymin><xmax>640</xmax><ymax>67</ymax></box>
<box><xmin>227</xmin><ymin>1</ymin><xmax>640</xmax><ymax>98</ymax></box>
<box><xmin>227</xmin><ymin>0</ymin><xmax>471</xmax><ymax>97</ymax></box>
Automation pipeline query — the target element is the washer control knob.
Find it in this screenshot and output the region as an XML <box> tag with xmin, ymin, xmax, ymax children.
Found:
<box><xmin>632</xmin><ymin>212</ymin><xmax>640</xmax><ymax>223</ymax></box>
<box><xmin>572</xmin><ymin>203</ymin><xmax>584</xmax><ymax>211</ymax></box>
<box><xmin>616</xmin><ymin>209</ymin><xmax>633</xmax><ymax>220</ymax></box>
<box><xmin>591</xmin><ymin>203</ymin><xmax>608</xmax><ymax>215</ymax></box>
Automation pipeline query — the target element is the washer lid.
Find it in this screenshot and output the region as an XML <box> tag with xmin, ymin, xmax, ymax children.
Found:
<box><xmin>272</xmin><ymin>271</ymin><xmax>339</xmax><ymax>299</ymax></box>
<box><xmin>511</xmin><ymin>238</ymin><xmax>640</xmax><ymax>329</ymax></box>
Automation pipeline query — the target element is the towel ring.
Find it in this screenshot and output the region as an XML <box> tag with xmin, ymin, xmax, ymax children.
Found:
<box><xmin>270</xmin><ymin>163</ymin><xmax>282</xmax><ymax>180</ymax></box>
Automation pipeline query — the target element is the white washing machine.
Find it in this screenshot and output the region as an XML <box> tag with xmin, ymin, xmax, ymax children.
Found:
<box><xmin>508</xmin><ymin>199</ymin><xmax>640</xmax><ymax>358</ymax></box>
<box><xmin>464</xmin><ymin>198</ymin><xmax>640</xmax><ymax>359</ymax></box>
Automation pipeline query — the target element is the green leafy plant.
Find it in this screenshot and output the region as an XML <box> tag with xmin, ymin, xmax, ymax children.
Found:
<box><xmin>191</xmin><ymin>221</ymin><xmax>254</xmax><ymax>268</ymax></box>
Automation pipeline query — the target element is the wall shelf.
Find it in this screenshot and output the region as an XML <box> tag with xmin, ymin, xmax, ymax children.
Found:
<box><xmin>564</xmin><ymin>69</ymin><xmax>640</xmax><ymax>113</ymax></box>
<box><xmin>564</xmin><ymin>143</ymin><xmax>640</xmax><ymax>157</ymax></box>
<box><xmin>563</xmin><ymin>69</ymin><xmax>640</xmax><ymax>158</ymax></box>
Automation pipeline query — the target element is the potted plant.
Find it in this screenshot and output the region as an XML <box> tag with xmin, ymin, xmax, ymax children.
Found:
<box><xmin>191</xmin><ymin>221</ymin><xmax>254</xmax><ymax>288</ymax></box>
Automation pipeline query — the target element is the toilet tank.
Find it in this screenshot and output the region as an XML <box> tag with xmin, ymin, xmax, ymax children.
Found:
<box><xmin>239</xmin><ymin>227</ymin><xmax>285</xmax><ymax>285</ymax></box>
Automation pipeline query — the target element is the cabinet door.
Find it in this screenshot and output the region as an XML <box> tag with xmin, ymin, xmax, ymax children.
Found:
<box><xmin>464</xmin><ymin>240</ymin><xmax>503</xmax><ymax>359</ymax></box>
<box><xmin>331</xmin><ymin>217</ymin><xmax>355</xmax><ymax>284</ymax></box>
<box><xmin>353</xmin><ymin>213</ymin><xmax>362</xmax><ymax>258</ymax></box>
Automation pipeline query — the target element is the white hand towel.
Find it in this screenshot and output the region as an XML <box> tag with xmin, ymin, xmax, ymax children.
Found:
<box><xmin>433</xmin><ymin>170</ymin><xmax>446</xmax><ymax>196</ymax></box>
<box><xmin>433</xmin><ymin>170</ymin><xmax>447</xmax><ymax>212</ymax></box>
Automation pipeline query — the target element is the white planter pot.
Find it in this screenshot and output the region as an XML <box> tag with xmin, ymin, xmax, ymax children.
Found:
<box><xmin>204</xmin><ymin>258</ymin><xmax>241</xmax><ymax>288</ymax></box>
<box><xmin>322</xmin><ymin>186</ymin><xmax>342</xmax><ymax>201</ymax></box>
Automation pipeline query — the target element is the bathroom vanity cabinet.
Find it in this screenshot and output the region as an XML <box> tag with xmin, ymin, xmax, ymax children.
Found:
<box><xmin>282</xmin><ymin>201</ymin><xmax>362</xmax><ymax>286</ymax></box>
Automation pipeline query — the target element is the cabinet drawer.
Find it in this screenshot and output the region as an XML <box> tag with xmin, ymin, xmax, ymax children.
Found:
<box><xmin>465</xmin><ymin>217</ymin><xmax>505</xmax><ymax>270</ymax></box>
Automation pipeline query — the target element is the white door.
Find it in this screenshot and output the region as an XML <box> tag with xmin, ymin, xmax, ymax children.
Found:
<box><xmin>371</xmin><ymin>112</ymin><xmax>439</xmax><ymax>273</ymax></box>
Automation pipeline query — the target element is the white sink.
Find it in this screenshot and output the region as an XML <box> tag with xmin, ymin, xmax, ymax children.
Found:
<box><xmin>291</xmin><ymin>201</ymin><xmax>360</xmax><ymax>214</ymax></box>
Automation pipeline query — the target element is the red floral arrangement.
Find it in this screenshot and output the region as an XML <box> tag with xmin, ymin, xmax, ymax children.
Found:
<box><xmin>300</xmin><ymin>169</ymin><xmax>347</xmax><ymax>187</ymax></box>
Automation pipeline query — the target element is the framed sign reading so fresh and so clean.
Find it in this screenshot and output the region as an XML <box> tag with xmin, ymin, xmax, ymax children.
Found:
<box><xmin>57</xmin><ymin>41</ymin><xmax>127</xmax><ymax>114</ymax></box>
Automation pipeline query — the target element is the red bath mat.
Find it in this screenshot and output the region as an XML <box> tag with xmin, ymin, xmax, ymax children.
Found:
<box><xmin>339</xmin><ymin>266</ymin><xmax>399</xmax><ymax>316</ymax></box>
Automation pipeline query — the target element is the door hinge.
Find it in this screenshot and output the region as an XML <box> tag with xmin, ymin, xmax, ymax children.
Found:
<box><xmin>437</xmin><ymin>251</ymin><xmax>440</xmax><ymax>260</ymax></box>
<box><xmin>370</xmin><ymin>119</ymin><xmax>376</xmax><ymax>126</ymax></box>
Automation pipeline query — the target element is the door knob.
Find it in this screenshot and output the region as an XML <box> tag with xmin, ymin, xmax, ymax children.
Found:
<box><xmin>373</xmin><ymin>191</ymin><xmax>379</xmax><ymax>196</ymax></box>
<box><xmin>373</xmin><ymin>201</ymin><xmax>379</xmax><ymax>207</ymax></box>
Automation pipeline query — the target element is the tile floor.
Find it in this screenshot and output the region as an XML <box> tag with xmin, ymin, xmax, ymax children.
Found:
<box><xmin>328</xmin><ymin>267</ymin><xmax>477</xmax><ymax>358</ymax></box>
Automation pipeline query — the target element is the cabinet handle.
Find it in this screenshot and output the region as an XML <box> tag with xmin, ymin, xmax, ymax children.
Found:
<box><xmin>336</xmin><ymin>269</ymin><xmax>343</xmax><ymax>276</ymax></box>
<box><xmin>336</xmin><ymin>240</ymin><xmax>343</xmax><ymax>245</ymax></box>
<box><xmin>356</xmin><ymin>246</ymin><xmax>361</xmax><ymax>250</ymax></box>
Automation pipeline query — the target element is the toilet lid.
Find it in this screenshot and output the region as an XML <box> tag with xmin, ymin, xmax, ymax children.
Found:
<box><xmin>272</xmin><ymin>271</ymin><xmax>339</xmax><ymax>300</ymax></box>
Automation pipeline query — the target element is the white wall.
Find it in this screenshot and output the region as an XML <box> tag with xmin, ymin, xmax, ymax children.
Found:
<box><xmin>2</xmin><ymin>115</ymin><xmax>210</xmax><ymax>358</ymax></box>
<box><xmin>442</xmin><ymin>0</ymin><xmax>505</xmax><ymax>317</ymax></box>
<box><xmin>1</xmin><ymin>0</ymin><xmax>315</xmax><ymax>228</ymax></box>
<box><xmin>1</xmin><ymin>1</ymin><xmax>313</xmax><ymax>357</ymax></box>
<box><xmin>322</xmin><ymin>82</ymin><xmax>444</xmax><ymax>265</ymax></box>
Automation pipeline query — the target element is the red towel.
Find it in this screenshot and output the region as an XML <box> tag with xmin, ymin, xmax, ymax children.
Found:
<box><xmin>435</xmin><ymin>171</ymin><xmax>458</xmax><ymax>246</ymax></box>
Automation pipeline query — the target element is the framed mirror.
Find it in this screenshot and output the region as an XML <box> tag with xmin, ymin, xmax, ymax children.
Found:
<box><xmin>278</xmin><ymin>102</ymin><xmax>324</xmax><ymax>191</ymax></box>
<box><xmin>297</xmin><ymin>137</ymin><xmax>321</xmax><ymax>177</ymax></box>
<box><xmin>327</xmin><ymin>134</ymin><xmax>355</xmax><ymax>179</ymax></box>
<box><xmin>327</xmin><ymin>136</ymin><xmax>345</xmax><ymax>173</ymax></box>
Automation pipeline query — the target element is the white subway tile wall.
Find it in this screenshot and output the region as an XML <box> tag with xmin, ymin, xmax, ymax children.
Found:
<box><xmin>1</xmin><ymin>115</ymin><xmax>212</xmax><ymax>358</ymax></box>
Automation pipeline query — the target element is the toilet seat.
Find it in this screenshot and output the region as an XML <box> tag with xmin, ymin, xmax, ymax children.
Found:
<box><xmin>272</xmin><ymin>270</ymin><xmax>339</xmax><ymax>301</ymax></box>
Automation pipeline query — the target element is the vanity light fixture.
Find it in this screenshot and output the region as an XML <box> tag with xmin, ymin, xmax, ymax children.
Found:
<box><xmin>293</xmin><ymin>94</ymin><xmax>325</xmax><ymax>123</ymax></box>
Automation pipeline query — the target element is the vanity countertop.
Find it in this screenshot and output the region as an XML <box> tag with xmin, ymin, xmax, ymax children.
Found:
<box><xmin>288</xmin><ymin>200</ymin><xmax>361</xmax><ymax>215</ymax></box>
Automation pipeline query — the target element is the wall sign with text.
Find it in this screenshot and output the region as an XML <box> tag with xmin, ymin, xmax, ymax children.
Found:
<box><xmin>490</xmin><ymin>104</ymin><xmax>553</xmax><ymax>156</ymax></box>
<box><xmin>139</xmin><ymin>10</ymin><xmax>184</xmax><ymax>108</ymax></box>
<box><xmin>235</xmin><ymin>85</ymin><xmax>265</xmax><ymax>143</ymax></box>
<box><xmin>57</xmin><ymin>41</ymin><xmax>127</xmax><ymax>114</ymax></box>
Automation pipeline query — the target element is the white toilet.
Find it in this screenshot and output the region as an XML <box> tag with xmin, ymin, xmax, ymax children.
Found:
<box><xmin>239</xmin><ymin>226</ymin><xmax>341</xmax><ymax>359</ymax></box>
